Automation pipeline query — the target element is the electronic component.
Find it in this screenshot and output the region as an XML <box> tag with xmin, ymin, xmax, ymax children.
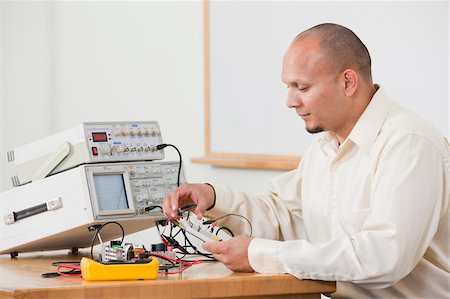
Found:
<box><xmin>99</xmin><ymin>241</ymin><xmax>176</xmax><ymax>271</ymax></box>
<box><xmin>100</xmin><ymin>241</ymin><xmax>148</xmax><ymax>263</ymax></box>
<box><xmin>0</xmin><ymin>160</ymin><xmax>185</xmax><ymax>256</ymax></box>
<box><xmin>7</xmin><ymin>121</ymin><xmax>165</xmax><ymax>186</ymax></box>
<box><xmin>80</xmin><ymin>257</ymin><xmax>159</xmax><ymax>281</ymax></box>
<box><xmin>149</xmin><ymin>243</ymin><xmax>176</xmax><ymax>269</ymax></box>
<box><xmin>101</xmin><ymin>243</ymin><xmax>129</xmax><ymax>262</ymax></box>
<box><xmin>171</xmin><ymin>213</ymin><xmax>231</xmax><ymax>244</ymax></box>
<box><xmin>175</xmin><ymin>217</ymin><xmax>219</xmax><ymax>242</ymax></box>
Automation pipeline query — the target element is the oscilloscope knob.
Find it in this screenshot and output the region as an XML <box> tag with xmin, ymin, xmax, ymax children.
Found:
<box><xmin>139</xmin><ymin>128</ymin><xmax>148</xmax><ymax>136</ymax></box>
<box><xmin>114</xmin><ymin>146</ymin><xmax>125</xmax><ymax>153</ymax></box>
<box><xmin>131</xmin><ymin>128</ymin><xmax>140</xmax><ymax>136</ymax></box>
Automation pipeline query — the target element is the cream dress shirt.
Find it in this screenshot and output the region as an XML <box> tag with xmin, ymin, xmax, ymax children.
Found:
<box><xmin>207</xmin><ymin>87</ymin><xmax>449</xmax><ymax>298</ymax></box>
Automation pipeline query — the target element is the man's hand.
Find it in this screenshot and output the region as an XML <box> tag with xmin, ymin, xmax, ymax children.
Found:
<box><xmin>203</xmin><ymin>236</ymin><xmax>254</xmax><ymax>272</ymax></box>
<box><xmin>162</xmin><ymin>183</ymin><xmax>215</xmax><ymax>219</ymax></box>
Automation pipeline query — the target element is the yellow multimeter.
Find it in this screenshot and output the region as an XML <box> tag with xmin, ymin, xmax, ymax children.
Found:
<box><xmin>80</xmin><ymin>257</ymin><xmax>159</xmax><ymax>281</ymax></box>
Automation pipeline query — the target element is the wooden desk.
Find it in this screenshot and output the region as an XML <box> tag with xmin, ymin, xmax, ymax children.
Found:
<box><xmin>0</xmin><ymin>251</ymin><xmax>336</xmax><ymax>299</ymax></box>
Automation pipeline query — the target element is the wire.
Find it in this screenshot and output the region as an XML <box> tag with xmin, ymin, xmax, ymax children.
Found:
<box><xmin>138</xmin><ymin>252</ymin><xmax>176</xmax><ymax>270</ymax></box>
<box><xmin>42</xmin><ymin>262</ymin><xmax>81</xmax><ymax>278</ymax></box>
<box><xmin>145</xmin><ymin>205</ymin><xmax>163</xmax><ymax>213</ymax></box>
<box><xmin>154</xmin><ymin>217</ymin><xmax>215</xmax><ymax>261</ymax></box>
<box><xmin>216</xmin><ymin>227</ymin><xmax>234</xmax><ymax>237</ymax></box>
<box><xmin>156</xmin><ymin>143</ymin><xmax>182</xmax><ymax>187</ymax></box>
<box><xmin>179</xmin><ymin>228</ymin><xmax>214</xmax><ymax>260</ymax></box>
<box><xmin>138</xmin><ymin>251</ymin><xmax>203</xmax><ymax>274</ymax></box>
<box><xmin>178</xmin><ymin>203</ymin><xmax>197</xmax><ymax>214</ymax></box>
<box><xmin>203</xmin><ymin>213</ymin><xmax>253</xmax><ymax>237</ymax></box>
<box><xmin>89</xmin><ymin>221</ymin><xmax>125</xmax><ymax>260</ymax></box>
<box><xmin>57</xmin><ymin>264</ymin><xmax>82</xmax><ymax>277</ymax></box>
<box><xmin>146</xmin><ymin>252</ymin><xmax>203</xmax><ymax>274</ymax></box>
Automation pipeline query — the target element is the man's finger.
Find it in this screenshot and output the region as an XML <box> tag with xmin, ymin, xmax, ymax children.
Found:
<box><xmin>202</xmin><ymin>241</ymin><xmax>224</xmax><ymax>254</ymax></box>
<box><xmin>165</xmin><ymin>185</ymin><xmax>191</xmax><ymax>217</ymax></box>
<box><xmin>162</xmin><ymin>192</ymin><xmax>178</xmax><ymax>218</ymax></box>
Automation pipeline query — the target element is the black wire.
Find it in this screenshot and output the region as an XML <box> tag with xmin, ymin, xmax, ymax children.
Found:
<box><xmin>42</xmin><ymin>261</ymin><xmax>81</xmax><ymax>278</ymax></box>
<box><xmin>177</xmin><ymin>215</ymin><xmax>215</xmax><ymax>259</ymax></box>
<box><xmin>145</xmin><ymin>205</ymin><xmax>163</xmax><ymax>212</ymax></box>
<box><xmin>203</xmin><ymin>213</ymin><xmax>253</xmax><ymax>237</ymax></box>
<box><xmin>157</xmin><ymin>223</ymin><xmax>189</xmax><ymax>255</ymax></box>
<box><xmin>139</xmin><ymin>252</ymin><xmax>176</xmax><ymax>270</ymax></box>
<box><xmin>144</xmin><ymin>144</ymin><xmax>183</xmax><ymax>214</ymax></box>
<box><xmin>179</xmin><ymin>229</ymin><xmax>215</xmax><ymax>260</ymax></box>
<box><xmin>155</xmin><ymin>220</ymin><xmax>163</xmax><ymax>235</ymax></box>
<box><xmin>51</xmin><ymin>261</ymin><xmax>80</xmax><ymax>266</ymax></box>
<box><xmin>156</xmin><ymin>143</ymin><xmax>182</xmax><ymax>187</ymax></box>
<box><xmin>89</xmin><ymin>221</ymin><xmax>125</xmax><ymax>260</ymax></box>
<box><xmin>155</xmin><ymin>219</ymin><xmax>214</xmax><ymax>260</ymax></box>
<box><xmin>172</xmin><ymin>227</ymin><xmax>183</xmax><ymax>238</ymax></box>
<box><xmin>42</xmin><ymin>269</ymin><xmax>81</xmax><ymax>278</ymax></box>
<box><xmin>216</xmin><ymin>227</ymin><xmax>234</xmax><ymax>237</ymax></box>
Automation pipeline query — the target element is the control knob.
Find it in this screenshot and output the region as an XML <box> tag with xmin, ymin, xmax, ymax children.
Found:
<box><xmin>114</xmin><ymin>145</ymin><xmax>125</xmax><ymax>153</ymax></box>
<box><xmin>140</xmin><ymin>128</ymin><xmax>148</xmax><ymax>136</ymax></box>
<box><xmin>131</xmin><ymin>128</ymin><xmax>140</xmax><ymax>136</ymax></box>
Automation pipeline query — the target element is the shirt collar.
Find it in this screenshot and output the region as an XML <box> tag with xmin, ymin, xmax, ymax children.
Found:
<box><xmin>348</xmin><ymin>85</ymin><xmax>394</xmax><ymax>155</ymax></box>
<box><xmin>318</xmin><ymin>85</ymin><xmax>394</xmax><ymax>156</ymax></box>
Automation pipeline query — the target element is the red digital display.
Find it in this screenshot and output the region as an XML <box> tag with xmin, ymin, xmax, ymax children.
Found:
<box><xmin>92</xmin><ymin>132</ymin><xmax>108</xmax><ymax>142</ymax></box>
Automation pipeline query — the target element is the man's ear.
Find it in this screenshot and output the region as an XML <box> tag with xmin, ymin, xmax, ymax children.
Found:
<box><xmin>343</xmin><ymin>69</ymin><xmax>357</xmax><ymax>96</ymax></box>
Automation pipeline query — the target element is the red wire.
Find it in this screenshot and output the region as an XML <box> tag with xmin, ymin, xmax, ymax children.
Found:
<box><xmin>150</xmin><ymin>252</ymin><xmax>203</xmax><ymax>274</ymax></box>
<box><xmin>57</xmin><ymin>264</ymin><xmax>82</xmax><ymax>277</ymax></box>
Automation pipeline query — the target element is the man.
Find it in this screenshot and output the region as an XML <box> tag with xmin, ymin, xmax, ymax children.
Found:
<box><xmin>163</xmin><ymin>23</ymin><xmax>449</xmax><ymax>298</ymax></box>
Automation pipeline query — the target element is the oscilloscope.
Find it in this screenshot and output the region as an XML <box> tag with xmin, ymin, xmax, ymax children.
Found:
<box><xmin>0</xmin><ymin>160</ymin><xmax>185</xmax><ymax>256</ymax></box>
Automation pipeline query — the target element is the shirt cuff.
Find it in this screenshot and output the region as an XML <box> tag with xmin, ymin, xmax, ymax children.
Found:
<box><xmin>248</xmin><ymin>238</ymin><xmax>286</xmax><ymax>274</ymax></box>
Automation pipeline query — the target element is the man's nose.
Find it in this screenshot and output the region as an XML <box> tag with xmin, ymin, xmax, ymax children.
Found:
<box><xmin>286</xmin><ymin>88</ymin><xmax>302</xmax><ymax>108</ymax></box>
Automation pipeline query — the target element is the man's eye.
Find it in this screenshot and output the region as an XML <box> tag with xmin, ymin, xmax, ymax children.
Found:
<box><xmin>299</xmin><ymin>87</ymin><xmax>309</xmax><ymax>92</ymax></box>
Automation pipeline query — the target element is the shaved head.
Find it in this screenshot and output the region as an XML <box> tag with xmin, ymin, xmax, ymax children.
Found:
<box><xmin>295</xmin><ymin>23</ymin><xmax>373</xmax><ymax>83</ymax></box>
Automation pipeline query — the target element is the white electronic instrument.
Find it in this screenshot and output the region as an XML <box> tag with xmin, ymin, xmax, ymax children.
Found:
<box><xmin>0</xmin><ymin>160</ymin><xmax>184</xmax><ymax>257</ymax></box>
<box><xmin>7</xmin><ymin>121</ymin><xmax>164</xmax><ymax>186</ymax></box>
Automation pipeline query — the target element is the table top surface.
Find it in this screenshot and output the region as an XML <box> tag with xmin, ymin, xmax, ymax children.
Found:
<box><xmin>0</xmin><ymin>250</ymin><xmax>336</xmax><ymax>299</ymax></box>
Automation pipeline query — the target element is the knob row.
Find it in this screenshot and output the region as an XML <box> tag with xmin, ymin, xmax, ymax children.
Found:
<box><xmin>113</xmin><ymin>128</ymin><xmax>161</xmax><ymax>137</ymax></box>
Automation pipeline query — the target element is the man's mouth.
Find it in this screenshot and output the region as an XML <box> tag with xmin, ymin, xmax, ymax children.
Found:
<box><xmin>298</xmin><ymin>113</ymin><xmax>310</xmax><ymax>118</ymax></box>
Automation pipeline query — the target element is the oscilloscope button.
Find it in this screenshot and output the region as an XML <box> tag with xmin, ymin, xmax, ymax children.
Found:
<box><xmin>99</xmin><ymin>145</ymin><xmax>111</xmax><ymax>155</ymax></box>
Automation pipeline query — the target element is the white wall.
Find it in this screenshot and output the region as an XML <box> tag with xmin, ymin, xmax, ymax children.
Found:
<box><xmin>209</xmin><ymin>1</ymin><xmax>448</xmax><ymax>156</ymax></box>
<box><xmin>0</xmin><ymin>2</ymin><xmax>4</xmax><ymax>186</ymax></box>
<box><xmin>0</xmin><ymin>1</ymin><xmax>281</xmax><ymax>247</ymax></box>
<box><xmin>0</xmin><ymin>1</ymin><xmax>280</xmax><ymax>189</ymax></box>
